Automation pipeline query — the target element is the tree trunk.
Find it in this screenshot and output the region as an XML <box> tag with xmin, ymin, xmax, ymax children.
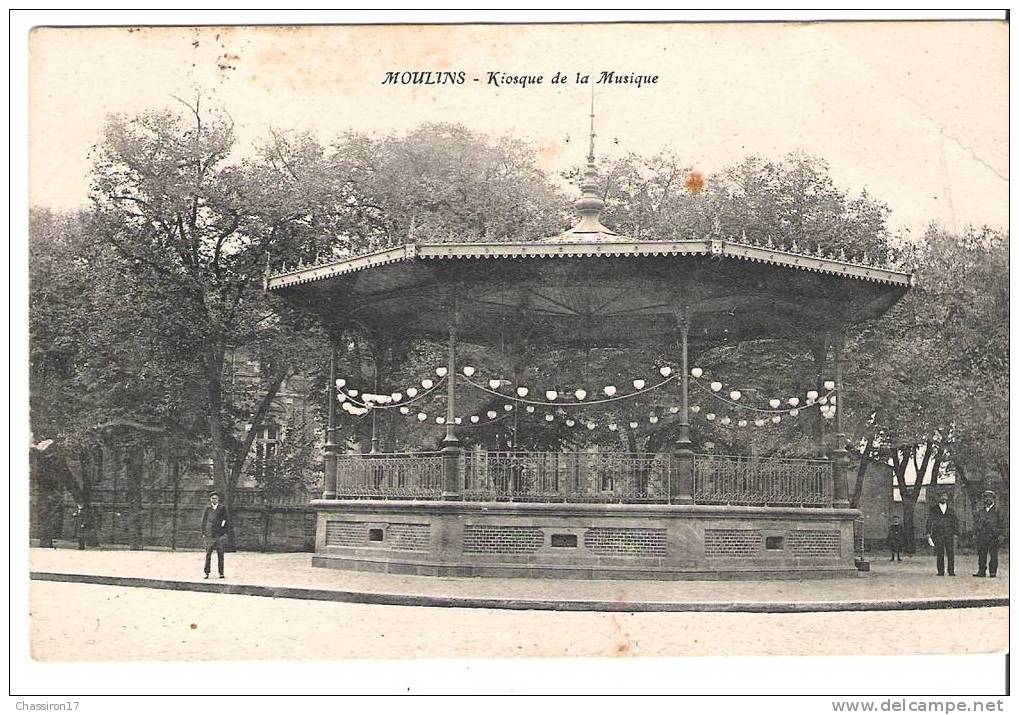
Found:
<box><xmin>226</xmin><ymin>371</ymin><xmax>288</xmax><ymax>499</ymax></box>
<box><xmin>170</xmin><ymin>454</ymin><xmax>180</xmax><ymax>550</ymax></box>
<box><xmin>262</xmin><ymin>500</ymin><xmax>272</xmax><ymax>553</ymax></box>
<box><xmin>127</xmin><ymin>445</ymin><xmax>144</xmax><ymax>550</ymax></box>
<box><xmin>849</xmin><ymin>437</ymin><xmax>872</xmax><ymax>509</ymax></box>
<box><xmin>204</xmin><ymin>343</ymin><xmax>229</xmax><ymax>497</ymax></box>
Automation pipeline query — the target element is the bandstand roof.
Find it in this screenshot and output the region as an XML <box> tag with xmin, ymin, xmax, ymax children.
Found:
<box><xmin>267</xmin><ymin>236</ymin><xmax>911</xmax><ymax>346</ymax></box>
<box><xmin>267</xmin><ymin>120</ymin><xmax>912</xmax><ymax>346</ymax></box>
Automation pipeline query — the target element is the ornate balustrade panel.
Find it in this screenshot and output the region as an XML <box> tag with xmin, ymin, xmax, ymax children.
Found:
<box><xmin>334</xmin><ymin>452</ymin><xmax>443</xmax><ymax>499</ymax></box>
<box><xmin>692</xmin><ymin>454</ymin><xmax>832</xmax><ymax>507</ymax></box>
<box><xmin>462</xmin><ymin>451</ymin><xmax>669</xmax><ymax>503</ymax></box>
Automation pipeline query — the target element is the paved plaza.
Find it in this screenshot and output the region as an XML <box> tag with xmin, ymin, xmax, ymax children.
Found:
<box><xmin>28</xmin><ymin>580</ymin><xmax>1008</xmax><ymax>661</ymax></box>
<box><xmin>27</xmin><ymin>546</ymin><xmax>1009</xmax><ymax>660</ymax></box>
<box><xmin>29</xmin><ymin>546</ymin><xmax>1009</xmax><ymax>608</ymax></box>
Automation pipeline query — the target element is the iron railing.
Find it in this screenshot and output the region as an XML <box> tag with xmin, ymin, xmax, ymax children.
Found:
<box><xmin>462</xmin><ymin>450</ymin><xmax>670</xmax><ymax>503</ymax></box>
<box><xmin>88</xmin><ymin>488</ymin><xmax>312</xmax><ymax>507</ymax></box>
<box><xmin>334</xmin><ymin>452</ymin><xmax>443</xmax><ymax>499</ymax></box>
<box><xmin>692</xmin><ymin>454</ymin><xmax>831</xmax><ymax>507</ymax></box>
<box><xmin>325</xmin><ymin>450</ymin><xmax>833</xmax><ymax>506</ymax></box>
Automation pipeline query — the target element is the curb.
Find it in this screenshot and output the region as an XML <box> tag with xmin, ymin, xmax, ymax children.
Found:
<box><xmin>29</xmin><ymin>571</ymin><xmax>1010</xmax><ymax>614</ymax></box>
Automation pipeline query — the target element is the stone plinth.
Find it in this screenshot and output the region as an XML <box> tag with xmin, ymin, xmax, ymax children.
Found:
<box><xmin>310</xmin><ymin>500</ymin><xmax>861</xmax><ymax>580</ymax></box>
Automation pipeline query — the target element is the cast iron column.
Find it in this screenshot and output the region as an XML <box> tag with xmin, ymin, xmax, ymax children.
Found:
<box><xmin>441</xmin><ymin>322</ymin><xmax>462</xmax><ymax>500</ymax></box>
<box><xmin>322</xmin><ymin>346</ymin><xmax>339</xmax><ymax>500</ymax></box>
<box><xmin>671</xmin><ymin>309</ymin><xmax>694</xmax><ymax>504</ymax></box>
<box><xmin>830</xmin><ymin>334</ymin><xmax>850</xmax><ymax>508</ymax></box>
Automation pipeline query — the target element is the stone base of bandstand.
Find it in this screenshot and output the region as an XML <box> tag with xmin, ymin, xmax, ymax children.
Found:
<box><xmin>310</xmin><ymin>500</ymin><xmax>862</xmax><ymax>580</ymax></box>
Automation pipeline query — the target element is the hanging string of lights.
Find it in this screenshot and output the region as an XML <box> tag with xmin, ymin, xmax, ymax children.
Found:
<box><xmin>335</xmin><ymin>362</ymin><xmax>838</xmax><ymax>425</ymax></box>
<box><xmin>459</xmin><ymin>366</ymin><xmax>677</xmax><ymax>406</ymax></box>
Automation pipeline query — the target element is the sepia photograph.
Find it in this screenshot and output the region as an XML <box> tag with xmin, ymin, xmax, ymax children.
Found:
<box><xmin>13</xmin><ymin>9</ymin><xmax>1010</xmax><ymax>702</ymax></box>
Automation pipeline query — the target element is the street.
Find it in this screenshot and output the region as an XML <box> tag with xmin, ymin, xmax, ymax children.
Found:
<box><xmin>30</xmin><ymin>580</ymin><xmax>1007</xmax><ymax>660</ymax></box>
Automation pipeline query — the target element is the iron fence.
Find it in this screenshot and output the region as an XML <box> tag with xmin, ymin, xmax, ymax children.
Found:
<box><xmin>334</xmin><ymin>452</ymin><xmax>444</xmax><ymax>499</ymax></box>
<box><xmin>691</xmin><ymin>453</ymin><xmax>832</xmax><ymax>507</ymax></box>
<box><xmin>462</xmin><ymin>450</ymin><xmax>669</xmax><ymax>503</ymax></box>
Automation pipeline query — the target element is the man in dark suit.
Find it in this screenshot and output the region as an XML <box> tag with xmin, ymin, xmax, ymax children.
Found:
<box><xmin>73</xmin><ymin>503</ymin><xmax>92</xmax><ymax>550</ymax></box>
<box><xmin>201</xmin><ymin>492</ymin><xmax>231</xmax><ymax>579</ymax></box>
<box><xmin>925</xmin><ymin>492</ymin><xmax>959</xmax><ymax>576</ymax></box>
<box><xmin>973</xmin><ymin>490</ymin><xmax>1004</xmax><ymax>578</ymax></box>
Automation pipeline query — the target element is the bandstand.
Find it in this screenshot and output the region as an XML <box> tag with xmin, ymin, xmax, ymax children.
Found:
<box><xmin>266</xmin><ymin>133</ymin><xmax>911</xmax><ymax>580</ymax></box>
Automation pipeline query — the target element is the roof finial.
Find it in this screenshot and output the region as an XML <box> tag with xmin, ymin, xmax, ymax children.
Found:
<box><xmin>567</xmin><ymin>88</ymin><xmax>615</xmax><ymax>236</ymax></box>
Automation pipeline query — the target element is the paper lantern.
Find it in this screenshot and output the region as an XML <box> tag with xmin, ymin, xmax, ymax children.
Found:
<box><xmin>337</xmin><ymin>394</ymin><xmax>346</xmax><ymax>403</ymax></box>
<box><xmin>436</xmin><ymin>367</ymin><xmax>448</xmax><ymax>377</ymax></box>
<box><xmin>399</xmin><ymin>407</ymin><xmax>410</xmax><ymax>415</ymax></box>
<box><xmin>689</xmin><ymin>405</ymin><xmax>700</xmax><ymax>413</ymax></box>
<box><xmin>391</xmin><ymin>392</ymin><xmax>402</xmax><ymax>402</ymax></box>
<box><xmin>526</xmin><ymin>406</ymin><xmax>535</xmax><ymax>413</ymax></box>
<box><xmin>710</xmin><ymin>382</ymin><xmax>722</xmax><ymax>392</ymax></box>
<box><xmin>633</xmin><ymin>379</ymin><xmax>646</xmax><ymax>390</ymax></box>
<box><xmin>806</xmin><ymin>390</ymin><xmax>818</xmax><ymax>401</ymax></box>
<box><xmin>729</xmin><ymin>390</ymin><xmax>741</xmax><ymax>401</ymax></box>
<box><xmin>608</xmin><ymin>423</ymin><xmax>618</xmax><ymax>431</ymax></box>
<box><xmin>417</xmin><ymin>413</ymin><xmax>427</xmax><ymax>421</ymax></box>
<box><xmin>649</xmin><ymin>415</ymin><xmax>659</xmax><ymax>424</ymax></box>
<box><xmin>629</xmin><ymin>421</ymin><xmax>639</xmax><ymax>429</ymax></box>
<box><xmin>454</xmin><ymin>417</ymin><xmax>462</xmax><ymax>425</ymax></box>
<box><xmin>671</xmin><ymin>406</ymin><xmax>681</xmax><ymax>414</ymax></box>
<box><xmin>406</xmin><ymin>387</ymin><xmax>418</xmax><ymax>397</ymax></box>
<box><xmin>462</xmin><ymin>366</ymin><xmax>475</xmax><ymax>377</ymax></box>
<box><xmin>721</xmin><ymin>416</ymin><xmax>731</xmax><ymax>425</ymax></box>
<box><xmin>376</xmin><ymin>395</ymin><xmax>392</xmax><ymax>404</ymax></box>
<box><xmin>489</xmin><ymin>379</ymin><xmax>502</xmax><ymax>390</ymax></box>
<box><xmin>771</xmin><ymin>415</ymin><xmax>781</xmax><ymax>424</ymax></box>
<box><xmin>545</xmin><ymin>414</ymin><xmax>554</xmax><ymax>422</ymax></box>
<box><xmin>659</xmin><ymin>366</ymin><xmax>672</xmax><ymax>377</ymax></box>
<box><xmin>516</xmin><ymin>387</ymin><xmax>529</xmax><ymax>397</ymax></box>
<box><xmin>545</xmin><ymin>390</ymin><xmax>558</xmax><ymax>401</ymax></box>
<box><xmin>788</xmin><ymin>397</ymin><xmax>799</xmax><ymax>407</ymax></box>
<box><xmin>566</xmin><ymin>419</ymin><xmax>575</xmax><ymax>427</ymax></box>
<box><xmin>706</xmin><ymin>413</ymin><xmax>716</xmax><ymax>421</ymax></box>
<box><xmin>587</xmin><ymin>422</ymin><xmax>596</xmax><ymax>430</ymax></box>
<box><xmin>435</xmin><ymin>417</ymin><xmax>445</xmax><ymax>424</ymax></box>
<box><xmin>348</xmin><ymin>389</ymin><xmax>358</xmax><ymax>396</ymax></box>
<box><xmin>504</xmin><ymin>404</ymin><xmax>513</xmax><ymax>411</ymax></box>
<box><xmin>818</xmin><ymin>396</ymin><xmax>829</xmax><ymax>405</ymax></box>
<box><xmin>789</xmin><ymin>408</ymin><xmax>800</xmax><ymax>417</ymax></box>
<box><xmin>754</xmin><ymin>418</ymin><xmax>766</xmax><ymax>427</ymax></box>
<box><xmin>470</xmin><ymin>415</ymin><xmax>479</xmax><ymax>423</ymax></box>
<box><xmin>769</xmin><ymin>399</ymin><xmax>781</xmax><ymax>409</ymax></box>
<box><xmin>604</xmin><ymin>385</ymin><xmax>617</xmax><ymax>396</ymax></box>
<box><xmin>575</xmin><ymin>389</ymin><xmax>587</xmax><ymax>400</ymax></box>
<box><xmin>421</xmin><ymin>379</ymin><xmax>433</xmax><ymax>390</ymax></box>
<box><xmin>823</xmin><ymin>380</ymin><xmax>835</xmax><ymax>391</ymax></box>
<box><xmin>691</xmin><ymin>367</ymin><xmax>703</xmax><ymax>378</ymax></box>
<box><xmin>487</xmin><ymin>411</ymin><xmax>497</xmax><ymax>419</ymax></box>
<box><xmin>830</xmin><ymin>395</ymin><xmax>837</xmax><ymax>405</ymax></box>
<box><xmin>738</xmin><ymin>419</ymin><xmax>748</xmax><ymax>427</ymax></box>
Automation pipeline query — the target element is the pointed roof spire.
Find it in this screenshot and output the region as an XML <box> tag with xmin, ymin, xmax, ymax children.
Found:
<box><xmin>568</xmin><ymin>89</ymin><xmax>615</xmax><ymax>236</ymax></box>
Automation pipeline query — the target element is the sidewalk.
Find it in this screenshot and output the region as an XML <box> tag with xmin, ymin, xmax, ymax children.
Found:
<box><xmin>29</xmin><ymin>547</ymin><xmax>1009</xmax><ymax>612</ymax></box>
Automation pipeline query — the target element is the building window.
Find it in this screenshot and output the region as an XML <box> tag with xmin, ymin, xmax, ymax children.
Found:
<box><xmin>253</xmin><ymin>424</ymin><xmax>280</xmax><ymax>484</ymax></box>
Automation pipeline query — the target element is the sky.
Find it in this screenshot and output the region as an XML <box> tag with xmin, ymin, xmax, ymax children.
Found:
<box><xmin>29</xmin><ymin>21</ymin><xmax>1008</xmax><ymax>236</ymax></box>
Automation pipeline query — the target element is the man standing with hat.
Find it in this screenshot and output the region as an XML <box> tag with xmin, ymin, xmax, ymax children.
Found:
<box><xmin>201</xmin><ymin>492</ymin><xmax>231</xmax><ymax>579</ymax></box>
<box><xmin>925</xmin><ymin>491</ymin><xmax>958</xmax><ymax>576</ymax></box>
<box><xmin>973</xmin><ymin>490</ymin><xmax>1004</xmax><ymax>578</ymax></box>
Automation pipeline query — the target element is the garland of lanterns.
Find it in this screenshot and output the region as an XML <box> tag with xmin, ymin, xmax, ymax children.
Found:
<box><xmin>334</xmin><ymin>362</ymin><xmax>838</xmax><ymax>435</ymax></box>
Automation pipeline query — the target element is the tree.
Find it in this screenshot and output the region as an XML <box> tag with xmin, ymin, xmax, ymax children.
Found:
<box><xmin>88</xmin><ymin>98</ymin><xmax>335</xmax><ymax>501</ymax></box>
